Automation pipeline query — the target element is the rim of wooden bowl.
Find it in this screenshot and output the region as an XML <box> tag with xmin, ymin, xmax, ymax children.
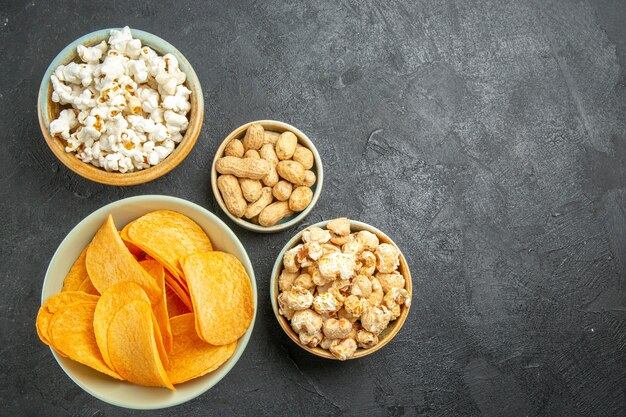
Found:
<box><xmin>270</xmin><ymin>219</ymin><xmax>412</xmax><ymax>360</ymax></box>
<box><xmin>37</xmin><ymin>28</ymin><xmax>204</xmax><ymax>186</ymax></box>
<box><xmin>211</xmin><ymin>120</ymin><xmax>324</xmax><ymax>233</ymax></box>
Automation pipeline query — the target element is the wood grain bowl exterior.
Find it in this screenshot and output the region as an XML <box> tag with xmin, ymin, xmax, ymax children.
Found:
<box><xmin>37</xmin><ymin>28</ymin><xmax>203</xmax><ymax>186</ymax></box>
<box><xmin>270</xmin><ymin>220</ymin><xmax>412</xmax><ymax>360</ymax></box>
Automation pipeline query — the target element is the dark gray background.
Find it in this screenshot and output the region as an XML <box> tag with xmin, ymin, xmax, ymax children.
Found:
<box><xmin>1</xmin><ymin>0</ymin><xmax>625</xmax><ymax>416</ymax></box>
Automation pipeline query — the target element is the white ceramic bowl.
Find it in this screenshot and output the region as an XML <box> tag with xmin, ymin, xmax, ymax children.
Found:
<box><xmin>41</xmin><ymin>195</ymin><xmax>257</xmax><ymax>409</ymax></box>
<box><xmin>211</xmin><ymin>120</ymin><xmax>324</xmax><ymax>233</ymax></box>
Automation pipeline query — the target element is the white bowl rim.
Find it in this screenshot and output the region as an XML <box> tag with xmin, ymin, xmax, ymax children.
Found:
<box><xmin>211</xmin><ymin>120</ymin><xmax>324</xmax><ymax>234</ymax></box>
<box><xmin>41</xmin><ymin>195</ymin><xmax>257</xmax><ymax>409</ymax></box>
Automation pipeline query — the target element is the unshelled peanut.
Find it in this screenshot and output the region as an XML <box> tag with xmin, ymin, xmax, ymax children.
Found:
<box><xmin>276</xmin><ymin>131</ymin><xmax>298</xmax><ymax>160</ymax></box>
<box><xmin>292</xmin><ymin>146</ymin><xmax>314</xmax><ymax>169</ymax></box>
<box><xmin>302</xmin><ymin>170</ymin><xmax>316</xmax><ymax>187</ymax></box>
<box><xmin>217</xmin><ymin>174</ymin><xmax>247</xmax><ymax>218</ymax></box>
<box><xmin>242</xmin><ymin>123</ymin><xmax>264</xmax><ymax>151</ymax></box>
<box><xmin>239</xmin><ymin>178</ymin><xmax>263</xmax><ymax>202</ymax></box>
<box><xmin>244</xmin><ymin>149</ymin><xmax>260</xmax><ymax>159</ymax></box>
<box><xmin>224</xmin><ymin>139</ymin><xmax>244</xmax><ymax>157</ymax></box>
<box><xmin>244</xmin><ymin>187</ymin><xmax>273</xmax><ymax>219</ymax></box>
<box><xmin>260</xmin><ymin>144</ymin><xmax>279</xmax><ymax>186</ymax></box>
<box><xmin>262</xmin><ymin>165</ymin><xmax>279</xmax><ymax>187</ymax></box>
<box><xmin>273</xmin><ymin>180</ymin><xmax>293</xmax><ymax>201</ymax></box>
<box><xmin>259</xmin><ymin>144</ymin><xmax>279</xmax><ymax>165</ymax></box>
<box><xmin>276</xmin><ymin>160</ymin><xmax>305</xmax><ymax>185</ymax></box>
<box><xmin>216</xmin><ymin>156</ymin><xmax>270</xmax><ymax>180</ymax></box>
<box><xmin>289</xmin><ymin>186</ymin><xmax>313</xmax><ymax>212</ymax></box>
<box><xmin>264</xmin><ymin>130</ymin><xmax>280</xmax><ymax>145</ymax></box>
<box><xmin>259</xmin><ymin>201</ymin><xmax>294</xmax><ymax>226</ymax></box>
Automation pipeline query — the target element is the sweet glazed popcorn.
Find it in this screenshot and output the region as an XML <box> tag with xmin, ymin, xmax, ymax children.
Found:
<box><xmin>278</xmin><ymin>218</ymin><xmax>411</xmax><ymax>360</ymax></box>
<box><xmin>48</xmin><ymin>27</ymin><xmax>190</xmax><ymax>172</ymax></box>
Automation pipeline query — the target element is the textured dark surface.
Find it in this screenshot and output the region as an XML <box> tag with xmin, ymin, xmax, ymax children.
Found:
<box><xmin>1</xmin><ymin>0</ymin><xmax>625</xmax><ymax>416</ymax></box>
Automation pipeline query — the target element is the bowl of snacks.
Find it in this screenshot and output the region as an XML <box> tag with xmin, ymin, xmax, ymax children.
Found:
<box><xmin>36</xmin><ymin>195</ymin><xmax>256</xmax><ymax>409</ymax></box>
<box><xmin>37</xmin><ymin>27</ymin><xmax>203</xmax><ymax>186</ymax></box>
<box><xmin>270</xmin><ymin>218</ymin><xmax>411</xmax><ymax>360</ymax></box>
<box><xmin>211</xmin><ymin>120</ymin><xmax>323</xmax><ymax>233</ymax></box>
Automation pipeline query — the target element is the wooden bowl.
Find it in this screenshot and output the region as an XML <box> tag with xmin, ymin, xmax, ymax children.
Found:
<box><xmin>211</xmin><ymin>120</ymin><xmax>323</xmax><ymax>233</ymax></box>
<box><xmin>37</xmin><ymin>28</ymin><xmax>204</xmax><ymax>186</ymax></box>
<box><xmin>270</xmin><ymin>220</ymin><xmax>412</xmax><ymax>360</ymax></box>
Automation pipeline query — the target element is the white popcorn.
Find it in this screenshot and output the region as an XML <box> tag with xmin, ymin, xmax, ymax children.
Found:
<box><xmin>53</xmin><ymin>62</ymin><xmax>94</xmax><ymax>86</ymax></box>
<box><xmin>139</xmin><ymin>46</ymin><xmax>157</xmax><ymax>61</ymax></box>
<box><xmin>127</xmin><ymin>115</ymin><xmax>155</xmax><ymax>133</ymax></box>
<box><xmin>147</xmin><ymin>151</ymin><xmax>160</xmax><ymax>165</ymax></box>
<box><xmin>77</xmin><ymin>41</ymin><xmax>107</xmax><ymax>64</ymax></box>
<box><xmin>149</xmin><ymin>108</ymin><xmax>165</xmax><ymax>123</ymax></box>
<box><xmin>49</xmin><ymin>109</ymin><xmax>77</xmax><ymax>139</ymax></box>
<box><xmin>164</xmin><ymin>110</ymin><xmax>188</xmax><ymax>131</ymax></box>
<box><xmin>117</xmin><ymin>75</ymin><xmax>137</xmax><ymax>93</ymax></box>
<box><xmin>109</xmin><ymin>94</ymin><xmax>127</xmax><ymax>109</ymax></box>
<box><xmin>97</xmin><ymin>55</ymin><xmax>128</xmax><ymax>83</ymax></box>
<box><xmin>108</xmin><ymin>26</ymin><xmax>133</xmax><ymax>54</ymax></box>
<box><xmin>48</xmin><ymin>27</ymin><xmax>190</xmax><ymax>172</ymax></box>
<box><xmin>51</xmin><ymin>75</ymin><xmax>74</xmax><ymax>103</ymax></box>
<box><xmin>154</xmin><ymin>145</ymin><xmax>173</xmax><ymax>160</ymax></box>
<box><xmin>149</xmin><ymin>123</ymin><xmax>168</xmax><ymax>142</ymax></box>
<box><xmin>128</xmin><ymin>59</ymin><xmax>148</xmax><ymax>83</ymax></box>
<box><xmin>146</xmin><ymin>55</ymin><xmax>166</xmax><ymax>77</ymax></box>
<box><xmin>162</xmin><ymin>85</ymin><xmax>191</xmax><ymax>114</ymax></box>
<box><xmin>169</xmin><ymin>132</ymin><xmax>184</xmax><ymax>143</ymax></box>
<box><xmin>156</xmin><ymin>74</ymin><xmax>178</xmax><ymax>96</ymax></box>
<box><xmin>163</xmin><ymin>54</ymin><xmax>186</xmax><ymax>83</ymax></box>
<box><xmin>125</xmin><ymin>38</ymin><xmax>142</xmax><ymax>59</ymax></box>
<box><xmin>137</xmin><ymin>86</ymin><xmax>160</xmax><ymax>113</ymax></box>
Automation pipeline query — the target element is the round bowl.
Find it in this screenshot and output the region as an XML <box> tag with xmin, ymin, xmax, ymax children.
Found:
<box><xmin>270</xmin><ymin>220</ymin><xmax>412</xmax><ymax>360</ymax></box>
<box><xmin>41</xmin><ymin>195</ymin><xmax>257</xmax><ymax>409</ymax></box>
<box><xmin>37</xmin><ymin>28</ymin><xmax>204</xmax><ymax>186</ymax></box>
<box><xmin>211</xmin><ymin>120</ymin><xmax>323</xmax><ymax>233</ymax></box>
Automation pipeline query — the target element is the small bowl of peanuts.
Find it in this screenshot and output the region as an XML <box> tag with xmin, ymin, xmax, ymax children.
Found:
<box><xmin>270</xmin><ymin>218</ymin><xmax>412</xmax><ymax>360</ymax></box>
<box><xmin>211</xmin><ymin>120</ymin><xmax>323</xmax><ymax>233</ymax></box>
<box><xmin>37</xmin><ymin>27</ymin><xmax>203</xmax><ymax>186</ymax></box>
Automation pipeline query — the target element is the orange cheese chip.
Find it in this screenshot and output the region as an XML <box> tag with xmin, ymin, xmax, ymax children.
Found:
<box><xmin>166</xmin><ymin>313</ymin><xmax>237</xmax><ymax>384</ymax></box>
<box><xmin>36</xmin><ymin>291</ymin><xmax>100</xmax><ymax>347</ymax></box>
<box><xmin>61</xmin><ymin>246</ymin><xmax>89</xmax><ymax>292</ymax></box>
<box><xmin>165</xmin><ymin>270</ymin><xmax>192</xmax><ymax>310</ymax></box>
<box><xmin>60</xmin><ymin>246</ymin><xmax>99</xmax><ymax>295</ymax></box>
<box><xmin>181</xmin><ymin>252</ymin><xmax>254</xmax><ymax>346</ymax></box>
<box><xmin>140</xmin><ymin>259</ymin><xmax>173</xmax><ymax>353</ymax></box>
<box><xmin>165</xmin><ymin>285</ymin><xmax>191</xmax><ymax>318</ymax></box>
<box><xmin>48</xmin><ymin>301</ymin><xmax>122</xmax><ymax>380</ymax></box>
<box><xmin>77</xmin><ymin>275</ymin><xmax>99</xmax><ymax>295</ymax></box>
<box><xmin>94</xmin><ymin>282</ymin><xmax>151</xmax><ymax>369</ymax></box>
<box><xmin>127</xmin><ymin>210</ymin><xmax>212</xmax><ymax>279</ymax></box>
<box><xmin>86</xmin><ymin>215</ymin><xmax>160</xmax><ymax>303</ymax></box>
<box><xmin>120</xmin><ymin>224</ymin><xmax>144</xmax><ymax>258</ymax></box>
<box><xmin>107</xmin><ymin>300</ymin><xmax>174</xmax><ymax>390</ymax></box>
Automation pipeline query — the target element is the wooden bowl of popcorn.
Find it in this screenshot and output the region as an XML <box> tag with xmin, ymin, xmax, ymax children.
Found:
<box><xmin>37</xmin><ymin>27</ymin><xmax>203</xmax><ymax>186</ymax></box>
<box><xmin>211</xmin><ymin>120</ymin><xmax>323</xmax><ymax>233</ymax></box>
<box><xmin>270</xmin><ymin>218</ymin><xmax>412</xmax><ymax>360</ymax></box>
